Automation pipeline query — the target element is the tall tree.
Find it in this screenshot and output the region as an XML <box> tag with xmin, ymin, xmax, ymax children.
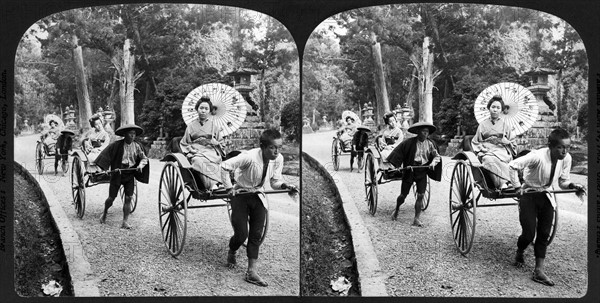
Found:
<box><xmin>71</xmin><ymin>34</ymin><xmax>93</xmax><ymax>131</ymax></box>
<box><xmin>114</xmin><ymin>39</ymin><xmax>143</xmax><ymax>125</ymax></box>
<box><xmin>370</xmin><ymin>32</ymin><xmax>390</xmax><ymax>124</ymax></box>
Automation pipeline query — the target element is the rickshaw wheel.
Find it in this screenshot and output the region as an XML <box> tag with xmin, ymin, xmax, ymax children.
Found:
<box><xmin>158</xmin><ymin>162</ymin><xmax>188</xmax><ymax>257</ymax></box>
<box><xmin>35</xmin><ymin>142</ymin><xmax>44</xmax><ymax>175</ymax></box>
<box><xmin>120</xmin><ymin>180</ymin><xmax>138</xmax><ymax>213</ymax></box>
<box><xmin>449</xmin><ymin>160</ymin><xmax>477</xmax><ymax>255</ymax></box>
<box><xmin>331</xmin><ymin>138</ymin><xmax>340</xmax><ymax>171</ymax></box>
<box><xmin>227</xmin><ymin>200</ymin><xmax>269</xmax><ymax>246</ymax></box>
<box><xmin>71</xmin><ymin>156</ymin><xmax>86</xmax><ymax>219</ymax></box>
<box><xmin>364</xmin><ymin>152</ymin><xmax>378</xmax><ymax>216</ymax></box>
<box><xmin>414</xmin><ymin>177</ymin><xmax>431</xmax><ymax>211</ymax></box>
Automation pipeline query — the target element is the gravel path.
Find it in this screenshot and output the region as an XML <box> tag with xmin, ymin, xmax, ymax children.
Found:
<box><xmin>303</xmin><ymin>131</ymin><xmax>588</xmax><ymax>298</ymax></box>
<box><xmin>15</xmin><ymin>134</ymin><xmax>299</xmax><ymax>296</ymax></box>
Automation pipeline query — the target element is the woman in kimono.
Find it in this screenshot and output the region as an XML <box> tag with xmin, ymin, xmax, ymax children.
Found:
<box><xmin>180</xmin><ymin>96</ymin><xmax>225</xmax><ymax>190</ymax></box>
<box><xmin>378</xmin><ymin>112</ymin><xmax>404</xmax><ymax>159</ymax></box>
<box><xmin>41</xmin><ymin>119</ymin><xmax>61</xmax><ymax>154</ymax></box>
<box><xmin>338</xmin><ymin>116</ymin><xmax>357</xmax><ymax>150</ymax></box>
<box><xmin>471</xmin><ymin>95</ymin><xmax>517</xmax><ymax>190</ymax></box>
<box><xmin>82</xmin><ymin>114</ymin><xmax>111</xmax><ymax>164</ymax></box>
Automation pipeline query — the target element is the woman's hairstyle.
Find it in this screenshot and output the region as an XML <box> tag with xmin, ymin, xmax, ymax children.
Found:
<box><xmin>548</xmin><ymin>128</ymin><xmax>570</xmax><ymax>148</ymax></box>
<box><xmin>89</xmin><ymin>115</ymin><xmax>103</xmax><ymax>128</ymax></box>
<box><xmin>383</xmin><ymin>112</ymin><xmax>396</xmax><ymax>125</ymax></box>
<box><xmin>345</xmin><ymin>116</ymin><xmax>355</xmax><ymax>122</ymax></box>
<box><xmin>487</xmin><ymin>95</ymin><xmax>505</xmax><ymax>110</ymax></box>
<box><xmin>48</xmin><ymin>119</ymin><xmax>58</xmax><ymax>126</ymax></box>
<box><xmin>259</xmin><ymin>128</ymin><xmax>282</xmax><ymax>148</ymax></box>
<box><xmin>195</xmin><ymin>96</ymin><xmax>213</xmax><ymax>112</ymax></box>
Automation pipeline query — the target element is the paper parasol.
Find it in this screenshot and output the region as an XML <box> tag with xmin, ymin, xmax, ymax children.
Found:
<box><xmin>44</xmin><ymin>114</ymin><xmax>64</xmax><ymax>128</ymax></box>
<box><xmin>181</xmin><ymin>83</ymin><xmax>247</xmax><ymax>137</ymax></box>
<box><xmin>341</xmin><ymin>110</ymin><xmax>361</xmax><ymax>126</ymax></box>
<box><xmin>474</xmin><ymin>82</ymin><xmax>538</xmax><ymax>136</ymax></box>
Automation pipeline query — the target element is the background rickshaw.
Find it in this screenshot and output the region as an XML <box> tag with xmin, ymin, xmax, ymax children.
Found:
<box><xmin>35</xmin><ymin>114</ymin><xmax>68</xmax><ymax>175</ymax></box>
<box><xmin>158</xmin><ymin>83</ymin><xmax>295</xmax><ymax>257</ymax></box>
<box><xmin>331</xmin><ymin>110</ymin><xmax>367</xmax><ymax>171</ymax></box>
<box><xmin>70</xmin><ymin>137</ymin><xmax>138</xmax><ymax>219</ymax></box>
<box><xmin>447</xmin><ymin>82</ymin><xmax>577</xmax><ymax>255</ymax></box>
<box><xmin>363</xmin><ymin>134</ymin><xmax>431</xmax><ymax>216</ymax></box>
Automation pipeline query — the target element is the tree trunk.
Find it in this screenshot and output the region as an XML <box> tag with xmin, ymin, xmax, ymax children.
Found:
<box><xmin>370</xmin><ymin>32</ymin><xmax>390</xmax><ymax>126</ymax></box>
<box><xmin>71</xmin><ymin>34</ymin><xmax>92</xmax><ymax>132</ymax></box>
<box><xmin>259</xmin><ymin>69</ymin><xmax>266</xmax><ymax>122</ymax></box>
<box><xmin>555</xmin><ymin>69</ymin><xmax>563</xmax><ymax>120</ymax></box>
<box><xmin>131</xmin><ymin>20</ymin><xmax>157</xmax><ymax>98</ymax></box>
<box><xmin>420</xmin><ymin>37</ymin><xmax>434</xmax><ymax>123</ymax></box>
<box><xmin>120</xmin><ymin>39</ymin><xmax>136</xmax><ymax>125</ymax></box>
<box><xmin>424</xmin><ymin>5</ymin><xmax>455</xmax><ymax>95</ymax></box>
<box><xmin>406</xmin><ymin>66</ymin><xmax>418</xmax><ymax>108</ymax></box>
<box><xmin>108</xmin><ymin>70</ymin><xmax>118</xmax><ymax>110</ymax></box>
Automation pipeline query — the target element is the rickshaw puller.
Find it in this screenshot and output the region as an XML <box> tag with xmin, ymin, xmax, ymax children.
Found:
<box><xmin>220</xmin><ymin>129</ymin><xmax>297</xmax><ymax>287</ymax></box>
<box><xmin>508</xmin><ymin>128</ymin><xmax>585</xmax><ymax>286</ymax></box>
<box><xmin>95</xmin><ymin>124</ymin><xmax>149</xmax><ymax>229</ymax></box>
<box><xmin>386</xmin><ymin>121</ymin><xmax>442</xmax><ymax>227</ymax></box>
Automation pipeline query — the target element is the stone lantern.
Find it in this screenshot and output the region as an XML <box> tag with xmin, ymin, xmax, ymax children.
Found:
<box><xmin>302</xmin><ymin>115</ymin><xmax>313</xmax><ymax>134</ymax></box>
<box><xmin>226</xmin><ymin>62</ymin><xmax>264</xmax><ymax>150</ymax></box>
<box><xmin>64</xmin><ymin>106</ymin><xmax>77</xmax><ymax>131</ymax></box>
<box><xmin>524</xmin><ymin>67</ymin><xmax>557</xmax><ymax>115</ymax></box>
<box><xmin>23</xmin><ymin>118</ymin><xmax>31</xmax><ymax>134</ymax></box>
<box><xmin>103</xmin><ymin>105</ymin><xmax>116</xmax><ymax>134</ymax></box>
<box><xmin>362</xmin><ymin>102</ymin><xmax>374</xmax><ymax>122</ymax></box>
<box><xmin>517</xmin><ymin>66</ymin><xmax>560</xmax><ymax>150</ymax></box>
<box><xmin>226</xmin><ymin>65</ymin><xmax>260</xmax><ymax>122</ymax></box>
<box><xmin>361</xmin><ymin>102</ymin><xmax>376</xmax><ymax>134</ymax></box>
<box><xmin>400</xmin><ymin>106</ymin><xmax>412</xmax><ymax>130</ymax></box>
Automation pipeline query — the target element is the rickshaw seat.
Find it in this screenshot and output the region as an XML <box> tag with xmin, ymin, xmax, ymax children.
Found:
<box><xmin>169</xmin><ymin>136</ymin><xmax>184</xmax><ymax>153</ymax></box>
<box><xmin>462</xmin><ymin>135</ymin><xmax>475</xmax><ymax>152</ymax></box>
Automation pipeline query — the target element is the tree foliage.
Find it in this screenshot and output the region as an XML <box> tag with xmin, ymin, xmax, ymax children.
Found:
<box><xmin>280</xmin><ymin>100</ymin><xmax>301</xmax><ymax>142</ymax></box>
<box><xmin>304</xmin><ymin>4</ymin><xmax>588</xmax><ymax>139</ymax></box>
<box><xmin>15</xmin><ymin>4</ymin><xmax>298</xmax><ymax>140</ymax></box>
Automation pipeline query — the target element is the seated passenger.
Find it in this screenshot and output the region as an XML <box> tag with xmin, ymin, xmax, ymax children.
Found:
<box><xmin>81</xmin><ymin>114</ymin><xmax>111</xmax><ymax>164</ymax></box>
<box><xmin>471</xmin><ymin>95</ymin><xmax>517</xmax><ymax>190</ymax></box>
<box><xmin>338</xmin><ymin>116</ymin><xmax>357</xmax><ymax>150</ymax></box>
<box><xmin>41</xmin><ymin>119</ymin><xmax>61</xmax><ymax>154</ymax></box>
<box><xmin>378</xmin><ymin>112</ymin><xmax>404</xmax><ymax>160</ymax></box>
<box><xmin>179</xmin><ymin>96</ymin><xmax>225</xmax><ymax>191</ymax></box>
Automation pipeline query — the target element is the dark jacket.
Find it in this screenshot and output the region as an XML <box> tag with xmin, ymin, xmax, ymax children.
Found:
<box><xmin>56</xmin><ymin>134</ymin><xmax>73</xmax><ymax>155</ymax></box>
<box><xmin>386</xmin><ymin>137</ymin><xmax>442</xmax><ymax>181</ymax></box>
<box><xmin>95</xmin><ymin>139</ymin><xmax>150</xmax><ymax>184</ymax></box>
<box><xmin>352</xmin><ymin>130</ymin><xmax>370</xmax><ymax>151</ymax></box>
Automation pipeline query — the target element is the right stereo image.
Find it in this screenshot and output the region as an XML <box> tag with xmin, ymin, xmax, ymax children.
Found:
<box><xmin>301</xmin><ymin>3</ymin><xmax>589</xmax><ymax>298</ymax></box>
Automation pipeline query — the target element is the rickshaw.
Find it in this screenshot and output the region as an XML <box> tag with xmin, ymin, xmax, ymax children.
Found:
<box><xmin>363</xmin><ymin>134</ymin><xmax>431</xmax><ymax>215</ymax></box>
<box><xmin>447</xmin><ymin>82</ymin><xmax>578</xmax><ymax>255</ymax></box>
<box><xmin>157</xmin><ymin>153</ymin><xmax>291</xmax><ymax>257</ymax></box>
<box><xmin>35</xmin><ymin>114</ymin><xmax>68</xmax><ymax>175</ymax></box>
<box><xmin>158</xmin><ymin>83</ymin><xmax>295</xmax><ymax>257</ymax></box>
<box><xmin>448</xmin><ymin>148</ymin><xmax>576</xmax><ymax>255</ymax></box>
<box><xmin>331</xmin><ymin>110</ymin><xmax>366</xmax><ymax>171</ymax></box>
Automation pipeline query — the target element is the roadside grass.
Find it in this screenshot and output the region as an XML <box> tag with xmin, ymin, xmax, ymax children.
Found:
<box><xmin>14</xmin><ymin>170</ymin><xmax>73</xmax><ymax>297</ymax></box>
<box><xmin>301</xmin><ymin>159</ymin><xmax>359</xmax><ymax>296</ymax></box>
